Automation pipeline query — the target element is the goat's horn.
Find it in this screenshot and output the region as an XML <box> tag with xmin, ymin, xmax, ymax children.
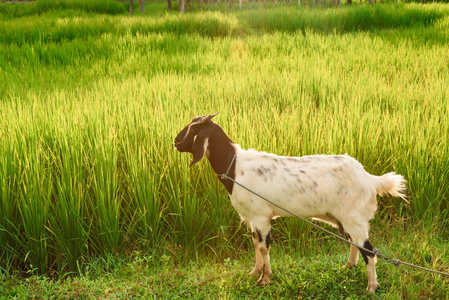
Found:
<box><xmin>190</xmin><ymin>112</ymin><xmax>219</xmax><ymax>127</ymax></box>
<box><xmin>204</xmin><ymin>112</ymin><xmax>219</xmax><ymax>121</ymax></box>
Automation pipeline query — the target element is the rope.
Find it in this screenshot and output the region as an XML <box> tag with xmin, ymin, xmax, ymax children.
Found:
<box><xmin>219</xmin><ymin>155</ymin><xmax>449</xmax><ymax>277</ymax></box>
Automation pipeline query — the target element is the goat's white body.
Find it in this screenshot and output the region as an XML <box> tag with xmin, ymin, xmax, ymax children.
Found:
<box><xmin>230</xmin><ymin>144</ymin><xmax>392</xmax><ymax>225</ymax></box>
<box><xmin>227</xmin><ymin>144</ymin><xmax>405</xmax><ymax>290</ymax></box>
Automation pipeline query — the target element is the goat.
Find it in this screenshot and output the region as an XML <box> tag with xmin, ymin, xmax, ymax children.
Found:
<box><xmin>174</xmin><ymin>112</ymin><xmax>407</xmax><ymax>292</ymax></box>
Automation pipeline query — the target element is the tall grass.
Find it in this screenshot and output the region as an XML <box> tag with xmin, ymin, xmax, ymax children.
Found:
<box><xmin>0</xmin><ymin>0</ymin><xmax>126</xmax><ymax>19</ymax></box>
<box><xmin>0</xmin><ymin>1</ymin><xmax>448</xmax><ymax>276</ymax></box>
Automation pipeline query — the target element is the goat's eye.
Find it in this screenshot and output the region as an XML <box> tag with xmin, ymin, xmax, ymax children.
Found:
<box><xmin>190</xmin><ymin>126</ymin><xmax>200</xmax><ymax>133</ymax></box>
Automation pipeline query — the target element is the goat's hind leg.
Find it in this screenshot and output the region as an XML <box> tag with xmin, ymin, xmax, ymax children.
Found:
<box><xmin>343</xmin><ymin>244</ymin><xmax>359</xmax><ymax>270</ymax></box>
<box><xmin>343</xmin><ymin>233</ymin><xmax>358</xmax><ymax>270</ymax></box>
<box><xmin>344</xmin><ymin>225</ymin><xmax>379</xmax><ymax>292</ymax></box>
<box><xmin>359</xmin><ymin>239</ymin><xmax>379</xmax><ymax>292</ymax></box>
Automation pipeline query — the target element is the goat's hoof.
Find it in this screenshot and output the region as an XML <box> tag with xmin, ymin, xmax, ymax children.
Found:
<box><xmin>343</xmin><ymin>262</ymin><xmax>356</xmax><ymax>270</ymax></box>
<box><xmin>366</xmin><ymin>282</ymin><xmax>380</xmax><ymax>293</ymax></box>
<box><xmin>256</xmin><ymin>270</ymin><xmax>272</xmax><ymax>285</ymax></box>
<box><xmin>257</xmin><ymin>276</ymin><xmax>271</xmax><ymax>285</ymax></box>
<box><xmin>248</xmin><ymin>268</ymin><xmax>261</xmax><ymax>276</ymax></box>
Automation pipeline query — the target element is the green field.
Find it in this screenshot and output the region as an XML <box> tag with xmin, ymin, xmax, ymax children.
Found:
<box><xmin>1</xmin><ymin>0</ymin><xmax>449</xmax><ymax>298</ymax></box>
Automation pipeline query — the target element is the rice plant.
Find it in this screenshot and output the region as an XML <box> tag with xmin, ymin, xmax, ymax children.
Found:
<box><xmin>0</xmin><ymin>1</ymin><xmax>448</xmax><ymax>275</ymax></box>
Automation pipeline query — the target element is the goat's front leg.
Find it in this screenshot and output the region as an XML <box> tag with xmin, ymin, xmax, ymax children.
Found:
<box><xmin>248</xmin><ymin>222</ymin><xmax>272</xmax><ymax>285</ymax></box>
<box><xmin>248</xmin><ymin>230</ymin><xmax>263</xmax><ymax>276</ymax></box>
<box><xmin>256</xmin><ymin>229</ymin><xmax>272</xmax><ymax>285</ymax></box>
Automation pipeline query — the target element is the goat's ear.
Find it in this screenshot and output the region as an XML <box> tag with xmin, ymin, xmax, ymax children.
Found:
<box><xmin>189</xmin><ymin>135</ymin><xmax>209</xmax><ymax>167</ymax></box>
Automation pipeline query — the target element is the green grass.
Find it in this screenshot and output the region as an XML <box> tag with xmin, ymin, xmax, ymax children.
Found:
<box><xmin>0</xmin><ymin>0</ymin><xmax>449</xmax><ymax>297</ymax></box>
<box><xmin>1</xmin><ymin>225</ymin><xmax>448</xmax><ymax>299</ymax></box>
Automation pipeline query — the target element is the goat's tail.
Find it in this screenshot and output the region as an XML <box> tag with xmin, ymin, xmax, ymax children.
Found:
<box><xmin>374</xmin><ymin>172</ymin><xmax>408</xmax><ymax>203</ymax></box>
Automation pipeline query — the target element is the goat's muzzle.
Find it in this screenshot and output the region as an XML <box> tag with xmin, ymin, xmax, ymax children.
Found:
<box><xmin>174</xmin><ymin>139</ymin><xmax>181</xmax><ymax>148</ymax></box>
<box><xmin>174</xmin><ymin>138</ymin><xmax>186</xmax><ymax>152</ymax></box>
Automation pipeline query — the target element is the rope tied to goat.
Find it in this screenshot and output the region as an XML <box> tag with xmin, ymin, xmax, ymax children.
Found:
<box><xmin>220</xmin><ymin>155</ymin><xmax>449</xmax><ymax>278</ymax></box>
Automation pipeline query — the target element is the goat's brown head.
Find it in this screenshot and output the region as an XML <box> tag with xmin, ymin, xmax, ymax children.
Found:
<box><xmin>174</xmin><ymin>112</ymin><xmax>219</xmax><ymax>167</ymax></box>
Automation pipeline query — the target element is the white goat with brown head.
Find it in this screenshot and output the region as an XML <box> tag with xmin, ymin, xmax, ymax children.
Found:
<box><xmin>174</xmin><ymin>113</ymin><xmax>407</xmax><ymax>292</ymax></box>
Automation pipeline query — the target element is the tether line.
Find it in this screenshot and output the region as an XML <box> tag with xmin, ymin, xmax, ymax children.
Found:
<box><xmin>219</xmin><ymin>155</ymin><xmax>449</xmax><ymax>277</ymax></box>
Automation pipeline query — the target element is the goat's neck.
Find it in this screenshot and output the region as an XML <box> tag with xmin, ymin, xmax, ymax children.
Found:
<box><xmin>206</xmin><ymin>132</ymin><xmax>236</xmax><ymax>195</ymax></box>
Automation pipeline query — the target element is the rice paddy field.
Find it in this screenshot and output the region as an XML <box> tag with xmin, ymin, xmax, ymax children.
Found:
<box><xmin>1</xmin><ymin>0</ymin><xmax>449</xmax><ymax>298</ymax></box>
